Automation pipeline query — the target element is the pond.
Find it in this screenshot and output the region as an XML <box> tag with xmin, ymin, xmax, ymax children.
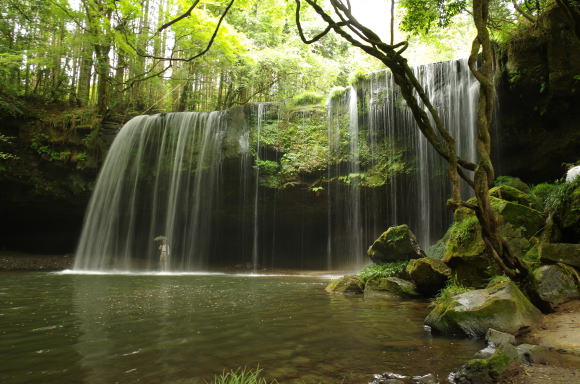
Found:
<box><xmin>0</xmin><ymin>273</ymin><xmax>482</xmax><ymax>383</ymax></box>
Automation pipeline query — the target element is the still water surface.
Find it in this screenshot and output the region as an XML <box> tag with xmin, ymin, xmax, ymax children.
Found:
<box><xmin>0</xmin><ymin>273</ymin><xmax>482</xmax><ymax>383</ymax></box>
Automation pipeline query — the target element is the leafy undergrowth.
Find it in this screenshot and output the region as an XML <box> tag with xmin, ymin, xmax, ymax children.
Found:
<box><xmin>432</xmin><ymin>278</ymin><xmax>470</xmax><ymax>306</ymax></box>
<box><xmin>210</xmin><ymin>367</ymin><xmax>277</xmax><ymax>384</ymax></box>
<box><xmin>358</xmin><ymin>261</ymin><xmax>408</xmax><ymax>283</ymax></box>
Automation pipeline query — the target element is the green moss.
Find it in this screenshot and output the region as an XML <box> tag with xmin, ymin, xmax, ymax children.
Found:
<box><xmin>494</xmin><ymin>175</ymin><xmax>531</xmax><ymax>193</ymax></box>
<box><xmin>447</xmin><ymin>215</ymin><xmax>480</xmax><ymax>247</ymax></box>
<box><xmin>289</xmin><ymin>91</ymin><xmax>325</xmax><ymax>106</ymax></box>
<box><xmin>348</xmin><ymin>70</ymin><xmax>369</xmax><ymax>85</ymax></box>
<box><xmin>489</xmin><ymin>197</ymin><xmax>545</xmax><ymax>237</ymax></box>
<box><xmin>461</xmin><ymin>344</ymin><xmax>518</xmax><ymax>380</ymax></box>
<box><xmin>489</xmin><ymin>185</ymin><xmax>541</xmax><ymax>209</ymax></box>
<box><xmin>531</xmin><ymin>182</ymin><xmax>559</xmax><ymax>209</ymax></box>
<box><xmin>329</xmin><ymin>86</ymin><xmax>348</xmax><ymax>100</ymax></box>
<box><xmin>325</xmin><ymin>275</ymin><xmax>364</xmax><ymax>294</ymax></box>
<box><xmin>365</xmin><ymin>276</ymin><xmax>420</xmax><ymax>297</ymax></box>
<box><xmin>358</xmin><ymin>261</ymin><xmax>409</xmax><ymax>282</ymax></box>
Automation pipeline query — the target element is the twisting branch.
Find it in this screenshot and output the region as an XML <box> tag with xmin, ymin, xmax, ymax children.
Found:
<box><xmin>511</xmin><ymin>0</ymin><xmax>537</xmax><ymax>23</ymax></box>
<box><xmin>159</xmin><ymin>0</ymin><xmax>202</xmax><ymax>32</ymax></box>
<box><xmin>295</xmin><ymin>0</ymin><xmax>477</xmax><ymax>189</ymax></box>
<box><xmin>127</xmin><ymin>0</ymin><xmax>236</xmax><ymax>63</ymax></box>
<box><xmin>295</xmin><ymin>1</ymin><xmax>347</xmax><ymax>44</ymax></box>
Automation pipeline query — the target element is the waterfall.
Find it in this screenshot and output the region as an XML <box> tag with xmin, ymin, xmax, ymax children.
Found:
<box><xmin>73</xmin><ymin>59</ymin><xmax>478</xmax><ymax>272</ymax></box>
<box><xmin>252</xmin><ymin>104</ymin><xmax>266</xmax><ymax>272</ymax></box>
<box><xmin>326</xmin><ymin>58</ymin><xmax>478</xmax><ymax>266</ymax></box>
<box><xmin>74</xmin><ymin>112</ymin><xmax>227</xmax><ymax>271</ymax></box>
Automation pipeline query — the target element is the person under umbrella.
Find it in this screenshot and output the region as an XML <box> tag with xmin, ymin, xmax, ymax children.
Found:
<box><xmin>154</xmin><ymin>236</ymin><xmax>170</xmax><ymax>270</ymax></box>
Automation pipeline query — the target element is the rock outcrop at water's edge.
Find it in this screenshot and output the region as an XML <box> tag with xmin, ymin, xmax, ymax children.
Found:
<box><xmin>406</xmin><ymin>257</ymin><xmax>451</xmax><ymax>297</ymax></box>
<box><xmin>424</xmin><ymin>280</ymin><xmax>542</xmax><ymax>338</ymax></box>
<box><xmin>325</xmin><ymin>275</ymin><xmax>365</xmax><ymax>294</ymax></box>
<box><xmin>367</xmin><ymin>225</ymin><xmax>426</xmax><ymax>264</ymax></box>
<box><xmin>364</xmin><ymin>277</ymin><xmax>420</xmax><ymax>297</ymax></box>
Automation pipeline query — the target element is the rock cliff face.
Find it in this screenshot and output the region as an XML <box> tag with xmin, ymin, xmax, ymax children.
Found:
<box><xmin>495</xmin><ymin>5</ymin><xmax>580</xmax><ymax>183</ymax></box>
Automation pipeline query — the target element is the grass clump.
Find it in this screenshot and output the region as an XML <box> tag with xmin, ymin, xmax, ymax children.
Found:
<box><xmin>210</xmin><ymin>367</ymin><xmax>277</xmax><ymax>384</ymax></box>
<box><xmin>358</xmin><ymin>261</ymin><xmax>408</xmax><ymax>282</ymax></box>
<box><xmin>432</xmin><ymin>278</ymin><xmax>470</xmax><ymax>306</ymax></box>
<box><xmin>290</xmin><ymin>91</ymin><xmax>325</xmax><ymax>106</ymax></box>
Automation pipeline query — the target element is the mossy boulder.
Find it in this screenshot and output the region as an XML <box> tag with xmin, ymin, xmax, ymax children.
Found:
<box><xmin>424</xmin><ymin>280</ymin><xmax>542</xmax><ymax>337</ymax></box>
<box><xmin>450</xmin><ymin>344</ymin><xmax>519</xmax><ymax>384</ymax></box>
<box><xmin>406</xmin><ymin>258</ymin><xmax>451</xmax><ymax>297</ymax></box>
<box><xmin>325</xmin><ymin>275</ymin><xmax>364</xmax><ymax>294</ymax></box>
<box><xmin>489</xmin><ymin>185</ymin><xmax>541</xmax><ymax>210</ymax></box>
<box><xmin>560</xmin><ymin>184</ymin><xmax>580</xmax><ymax>242</ymax></box>
<box><xmin>489</xmin><ymin>197</ymin><xmax>545</xmax><ymax>237</ymax></box>
<box><xmin>364</xmin><ymin>276</ymin><xmax>420</xmax><ymax>297</ymax></box>
<box><xmin>463</xmin><ymin>196</ymin><xmax>546</xmax><ymax>236</ymax></box>
<box><xmin>494</xmin><ymin>176</ymin><xmax>531</xmax><ymax>194</ymax></box>
<box><xmin>539</xmin><ymin>242</ymin><xmax>580</xmax><ymax>268</ymax></box>
<box><xmin>367</xmin><ymin>225</ymin><xmax>425</xmax><ymax>264</ymax></box>
<box><xmin>534</xmin><ymin>264</ymin><xmax>580</xmax><ymax>305</ymax></box>
<box><xmin>442</xmin><ymin>216</ymin><xmax>493</xmax><ymax>287</ymax></box>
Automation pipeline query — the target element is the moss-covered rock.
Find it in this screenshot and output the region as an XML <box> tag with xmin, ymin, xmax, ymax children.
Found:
<box><xmin>424</xmin><ymin>280</ymin><xmax>542</xmax><ymax>337</ymax></box>
<box><xmin>367</xmin><ymin>225</ymin><xmax>425</xmax><ymax>264</ymax></box>
<box><xmin>406</xmin><ymin>258</ymin><xmax>451</xmax><ymax>297</ymax></box>
<box><xmin>561</xmin><ymin>184</ymin><xmax>580</xmax><ymax>242</ymax></box>
<box><xmin>489</xmin><ymin>197</ymin><xmax>545</xmax><ymax>237</ymax></box>
<box><xmin>534</xmin><ymin>264</ymin><xmax>580</xmax><ymax>305</ymax></box>
<box><xmin>463</xmin><ymin>195</ymin><xmax>546</xmax><ymax>237</ymax></box>
<box><xmin>494</xmin><ymin>176</ymin><xmax>531</xmax><ymax>194</ymax></box>
<box><xmin>539</xmin><ymin>242</ymin><xmax>580</xmax><ymax>268</ymax></box>
<box><xmin>450</xmin><ymin>344</ymin><xmax>520</xmax><ymax>384</ymax></box>
<box><xmin>325</xmin><ymin>275</ymin><xmax>364</xmax><ymax>294</ymax></box>
<box><xmin>442</xmin><ymin>216</ymin><xmax>493</xmax><ymax>287</ymax></box>
<box><xmin>364</xmin><ymin>276</ymin><xmax>420</xmax><ymax>297</ymax></box>
<box><xmin>489</xmin><ymin>185</ymin><xmax>541</xmax><ymax>210</ymax></box>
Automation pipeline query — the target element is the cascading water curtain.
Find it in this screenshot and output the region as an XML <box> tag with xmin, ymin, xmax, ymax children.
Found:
<box><xmin>326</xmin><ymin>58</ymin><xmax>478</xmax><ymax>266</ymax></box>
<box><xmin>74</xmin><ymin>112</ymin><xmax>227</xmax><ymax>271</ymax></box>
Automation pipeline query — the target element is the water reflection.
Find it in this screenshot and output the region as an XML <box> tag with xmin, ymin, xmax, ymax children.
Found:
<box><xmin>1</xmin><ymin>273</ymin><xmax>483</xmax><ymax>384</ymax></box>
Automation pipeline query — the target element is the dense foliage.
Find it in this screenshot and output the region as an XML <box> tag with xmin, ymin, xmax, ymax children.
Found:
<box><xmin>0</xmin><ymin>0</ymin><xmax>379</xmax><ymax>118</ymax></box>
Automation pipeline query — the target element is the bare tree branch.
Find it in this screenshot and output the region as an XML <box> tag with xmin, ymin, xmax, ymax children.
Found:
<box><xmin>159</xmin><ymin>0</ymin><xmax>202</xmax><ymax>32</ymax></box>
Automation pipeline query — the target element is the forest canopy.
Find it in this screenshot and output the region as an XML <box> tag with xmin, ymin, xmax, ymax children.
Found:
<box><xmin>0</xmin><ymin>0</ymin><xmax>561</xmax><ymax>119</ymax></box>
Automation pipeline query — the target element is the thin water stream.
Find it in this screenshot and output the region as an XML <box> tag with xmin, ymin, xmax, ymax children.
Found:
<box><xmin>0</xmin><ymin>273</ymin><xmax>482</xmax><ymax>384</ymax></box>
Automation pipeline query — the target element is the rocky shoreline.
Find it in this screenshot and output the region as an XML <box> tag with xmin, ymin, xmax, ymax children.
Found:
<box><xmin>0</xmin><ymin>251</ymin><xmax>73</xmax><ymax>271</ymax></box>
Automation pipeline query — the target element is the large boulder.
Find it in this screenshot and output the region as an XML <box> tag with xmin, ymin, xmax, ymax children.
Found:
<box><xmin>406</xmin><ymin>257</ymin><xmax>451</xmax><ymax>296</ymax></box>
<box><xmin>442</xmin><ymin>197</ymin><xmax>539</xmax><ymax>287</ymax></box>
<box><xmin>367</xmin><ymin>225</ymin><xmax>425</xmax><ymax>264</ymax></box>
<box><xmin>424</xmin><ymin>280</ymin><xmax>542</xmax><ymax>337</ymax></box>
<box><xmin>325</xmin><ymin>275</ymin><xmax>364</xmax><ymax>294</ymax></box>
<box><xmin>442</xmin><ymin>216</ymin><xmax>494</xmax><ymax>287</ymax></box>
<box><xmin>534</xmin><ymin>264</ymin><xmax>580</xmax><ymax>305</ymax></box>
<box><xmin>364</xmin><ymin>276</ymin><xmax>420</xmax><ymax>297</ymax></box>
<box><xmin>449</xmin><ymin>344</ymin><xmax>520</xmax><ymax>384</ymax></box>
<box><xmin>539</xmin><ymin>242</ymin><xmax>580</xmax><ymax>268</ymax></box>
<box><xmin>489</xmin><ymin>185</ymin><xmax>540</xmax><ymax>210</ymax></box>
<box><xmin>489</xmin><ymin>197</ymin><xmax>545</xmax><ymax>237</ymax></box>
